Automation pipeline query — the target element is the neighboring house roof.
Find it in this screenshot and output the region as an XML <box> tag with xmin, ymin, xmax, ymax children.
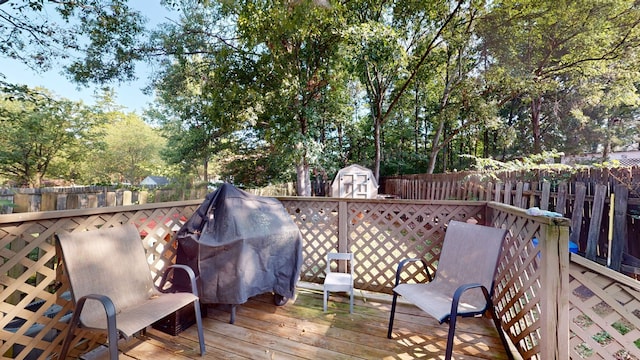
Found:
<box><xmin>140</xmin><ymin>176</ymin><xmax>170</xmax><ymax>186</ymax></box>
<box><xmin>562</xmin><ymin>150</ymin><xmax>640</xmax><ymax>166</ymax></box>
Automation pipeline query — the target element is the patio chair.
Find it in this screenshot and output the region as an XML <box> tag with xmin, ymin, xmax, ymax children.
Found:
<box><xmin>56</xmin><ymin>224</ymin><xmax>206</xmax><ymax>360</ymax></box>
<box><xmin>387</xmin><ymin>220</ymin><xmax>514</xmax><ymax>360</ymax></box>
<box><xmin>323</xmin><ymin>252</ymin><xmax>354</xmax><ymax>313</ymax></box>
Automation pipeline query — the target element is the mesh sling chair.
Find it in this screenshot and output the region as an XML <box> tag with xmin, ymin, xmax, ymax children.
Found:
<box><xmin>56</xmin><ymin>224</ymin><xmax>206</xmax><ymax>360</ymax></box>
<box><xmin>387</xmin><ymin>220</ymin><xmax>514</xmax><ymax>360</ymax></box>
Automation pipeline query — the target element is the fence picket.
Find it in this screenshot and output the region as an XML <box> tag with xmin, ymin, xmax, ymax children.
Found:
<box><xmin>611</xmin><ymin>184</ymin><xmax>629</xmax><ymax>271</ymax></box>
<box><xmin>569</xmin><ymin>183</ymin><xmax>587</xmax><ymax>248</ymax></box>
<box><xmin>586</xmin><ymin>184</ymin><xmax>607</xmax><ymax>261</ymax></box>
<box><xmin>540</xmin><ymin>181</ymin><xmax>551</xmax><ymax>210</ymax></box>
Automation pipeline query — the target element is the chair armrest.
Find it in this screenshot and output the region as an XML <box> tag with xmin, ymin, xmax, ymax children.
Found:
<box><xmin>60</xmin><ymin>294</ymin><xmax>119</xmax><ymax>360</ymax></box>
<box><xmin>393</xmin><ymin>258</ymin><xmax>432</xmax><ymax>287</ymax></box>
<box><xmin>159</xmin><ymin>264</ymin><xmax>199</xmax><ymax>297</ymax></box>
<box><xmin>450</xmin><ymin>283</ymin><xmax>491</xmax><ymax>317</ymax></box>
<box><xmin>75</xmin><ymin>294</ymin><xmax>118</xmax><ymax>336</ymax></box>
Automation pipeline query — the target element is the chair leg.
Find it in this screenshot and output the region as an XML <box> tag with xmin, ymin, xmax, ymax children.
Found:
<box><xmin>444</xmin><ymin>315</ymin><xmax>458</xmax><ymax>360</ymax></box>
<box><xmin>194</xmin><ymin>300</ymin><xmax>206</xmax><ymax>355</ymax></box>
<box><xmin>487</xmin><ymin>302</ymin><xmax>515</xmax><ymax>360</ymax></box>
<box><xmin>59</xmin><ymin>312</ymin><xmax>80</xmax><ymax>360</ymax></box>
<box><xmin>61</xmin><ymin>295</ymin><xmax>119</xmax><ymax>360</ymax></box>
<box><xmin>349</xmin><ymin>289</ymin><xmax>354</xmax><ymax>314</ymax></box>
<box><xmin>323</xmin><ymin>290</ymin><xmax>328</xmax><ymax>312</ymax></box>
<box><xmin>106</xmin><ymin>324</ymin><xmax>119</xmax><ymax>360</ymax></box>
<box><xmin>387</xmin><ymin>292</ymin><xmax>399</xmax><ymax>338</ymax></box>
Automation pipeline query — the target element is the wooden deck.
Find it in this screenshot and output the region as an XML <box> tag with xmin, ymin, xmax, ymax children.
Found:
<box><xmin>81</xmin><ymin>284</ymin><xmax>512</xmax><ymax>360</ymax></box>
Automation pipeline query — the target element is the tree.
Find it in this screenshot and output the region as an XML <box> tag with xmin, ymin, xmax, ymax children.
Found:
<box><xmin>146</xmin><ymin>2</ymin><xmax>258</xmax><ymax>185</ymax></box>
<box><xmin>568</xmin><ymin>59</ymin><xmax>640</xmax><ymax>158</ymax></box>
<box><xmin>0</xmin><ymin>0</ymin><xmax>146</xmax><ymax>83</ymax></box>
<box><xmin>342</xmin><ymin>0</ymin><xmax>486</xmax><ymax>178</ymax></box>
<box><xmin>0</xmin><ymin>85</ymin><xmax>104</xmax><ymax>187</ymax></box>
<box><xmin>82</xmin><ymin>110</ymin><xmax>166</xmax><ymax>184</ymax></box>
<box><xmin>147</xmin><ymin>0</ymin><xmax>349</xmax><ymax>194</ymax></box>
<box><xmin>229</xmin><ymin>0</ymin><xmax>349</xmax><ymax>195</ymax></box>
<box><xmin>477</xmin><ymin>0</ymin><xmax>640</xmax><ymax>154</ymax></box>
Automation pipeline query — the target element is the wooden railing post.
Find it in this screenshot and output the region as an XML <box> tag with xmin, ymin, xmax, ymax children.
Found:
<box><xmin>338</xmin><ymin>201</ymin><xmax>349</xmax><ymax>272</ymax></box>
<box><xmin>539</xmin><ymin>220</ymin><xmax>570</xmax><ymax>359</ymax></box>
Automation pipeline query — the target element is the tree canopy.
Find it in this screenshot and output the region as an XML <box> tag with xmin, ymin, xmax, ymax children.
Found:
<box><xmin>2</xmin><ymin>0</ymin><xmax>640</xmax><ymax>192</ymax></box>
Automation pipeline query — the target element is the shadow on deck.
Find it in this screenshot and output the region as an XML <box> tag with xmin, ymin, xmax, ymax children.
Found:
<box><xmin>83</xmin><ymin>285</ymin><xmax>510</xmax><ymax>360</ymax></box>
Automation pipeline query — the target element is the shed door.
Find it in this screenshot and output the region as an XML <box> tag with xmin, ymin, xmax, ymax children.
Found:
<box><xmin>340</xmin><ymin>173</ymin><xmax>369</xmax><ymax>198</ymax></box>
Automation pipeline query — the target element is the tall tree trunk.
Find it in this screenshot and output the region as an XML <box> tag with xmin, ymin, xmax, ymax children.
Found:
<box><xmin>531</xmin><ymin>96</ymin><xmax>543</xmax><ymax>154</ymax></box>
<box><xmin>295</xmin><ymin>111</ymin><xmax>312</xmax><ymax>196</ymax></box>
<box><xmin>427</xmin><ymin>118</ymin><xmax>446</xmax><ymax>174</ymax></box>
<box><xmin>203</xmin><ymin>158</ymin><xmax>209</xmax><ymax>183</ymax></box>
<box><xmin>414</xmin><ymin>80</ymin><xmax>420</xmax><ymax>153</ymax></box>
<box><xmin>373</xmin><ymin>115</ymin><xmax>382</xmax><ymax>181</ymax></box>
<box><xmin>296</xmin><ymin>162</ymin><xmax>311</xmax><ymax>196</ymax></box>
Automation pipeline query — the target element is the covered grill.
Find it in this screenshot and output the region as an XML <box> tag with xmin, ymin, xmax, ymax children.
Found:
<box><xmin>174</xmin><ymin>184</ymin><xmax>302</xmax><ymax>312</ymax></box>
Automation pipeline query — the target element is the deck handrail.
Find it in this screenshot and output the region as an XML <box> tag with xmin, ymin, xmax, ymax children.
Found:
<box><xmin>2</xmin><ymin>198</ymin><xmax>634</xmax><ymax>359</ymax></box>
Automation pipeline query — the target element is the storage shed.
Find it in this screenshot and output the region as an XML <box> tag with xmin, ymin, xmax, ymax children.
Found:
<box><xmin>330</xmin><ymin>164</ymin><xmax>378</xmax><ymax>198</ymax></box>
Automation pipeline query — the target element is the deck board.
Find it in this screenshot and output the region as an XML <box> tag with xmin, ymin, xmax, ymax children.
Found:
<box><xmin>85</xmin><ymin>287</ymin><xmax>512</xmax><ymax>360</ymax></box>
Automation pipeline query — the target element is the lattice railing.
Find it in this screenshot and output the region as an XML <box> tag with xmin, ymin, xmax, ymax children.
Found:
<box><xmin>569</xmin><ymin>255</ymin><xmax>640</xmax><ymax>360</ymax></box>
<box><xmin>3</xmin><ymin>196</ymin><xmax>636</xmax><ymax>360</ymax></box>
<box><xmin>280</xmin><ymin>198</ymin><xmax>486</xmax><ymax>293</ymax></box>
<box><xmin>0</xmin><ymin>201</ymin><xmax>200</xmax><ymax>360</ymax></box>
<box><xmin>344</xmin><ymin>200</ymin><xmax>486</xmax><ymax>292</ymax></box>
<box><xmin>280</xmin><ymin>198</ymin><xmax>340</xmax><ymax>284</ymax></box>
<box><xmin>489</xmin><ymin>202</ymin><xmax>572</xmax><ymax>360</ymax></box>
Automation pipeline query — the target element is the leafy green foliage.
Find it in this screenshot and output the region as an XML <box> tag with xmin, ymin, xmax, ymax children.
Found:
<box><xmin>461</xmin><ymin>151</ymin><xmax>573</xmax><ymax>182</ymax></box>
<box><xmin>3</xmin><ymin>0</ymin><xmax>640</xmax><ymax>189</ymax></box>
<box><xmin>477</xmin><ymin>0</ymin><xmax>640</xmax><ymax>155</ymax></box>
<box><xmin>0</xmin><ymin>0</ymin><xmax>146</xmax><ymax>82</ymax></box>
<box><xmin>0</xmin><ymin>85</ymin><xmax>105</xmax><ymax>186</ymax></box>
<box><xmin>81</xmin><ymin>111</ymin><xmax>166</xmax><ymax>184</ymax></box>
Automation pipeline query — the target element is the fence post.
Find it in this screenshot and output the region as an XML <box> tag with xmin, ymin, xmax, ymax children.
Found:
<box><xmin>56</xmin><ymin>194</ymin><xmax>67</xmax><ymax>210</ymax></box>
<box><xmin>122</xmin><ymin>190</ymin><xmax>133</xmax><ymax>206</ymax></box>
<box><xmin>338</xmin><ymin>200</ymin><xmax>349</xmax><ymax>273</ymax></box>
<box><xmin>106</xmin><ymin>191</ymin><xmax>116</xmax><ymax>207</ymax></box>
<box><xmin>139</xmin><ymin>191</ymin><xmax>148</xmax><ymax>204</ymax></box>
<box><xmin>539</xmin><ymin>220</ymin><xmax>570</xmax><ymax>359</ymax></box>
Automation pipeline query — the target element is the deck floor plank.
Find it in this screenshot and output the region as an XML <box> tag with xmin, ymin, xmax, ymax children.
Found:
<box><xmin>96</xmin><ymin>288</ymin><xmax>511</xmax><ymax>360</ymax></box>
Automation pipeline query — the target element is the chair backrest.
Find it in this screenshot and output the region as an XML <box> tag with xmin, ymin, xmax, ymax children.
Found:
<box><xmin>434</xmin><ymin>221</ymin><xmax>508</xmax><ymax>292</ymax></box>
<box><xmin>326</xmin><ymin>252</ymin><xmax>354</xmax><ymax>276</ymax></box>
<box><xmin>56</xmin><ymin>224</ymin><xmax>158</xmax><ymax>325</ymax></box>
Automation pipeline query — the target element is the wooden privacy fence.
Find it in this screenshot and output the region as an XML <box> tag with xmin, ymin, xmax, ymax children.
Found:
<box><xmin>0</xmin><ymin>197</ymin><xmax>638</xmax><ymax>359</ymax></box>
<box><xmin>382</xmin><ymin>166</ymin><xmax>640</xmax><ymax>276</ymax></box>
<box><xmin>0</xmin><ymin>184</ymin><xmax>298</xmax><ymax>214</ymax></box>
<box><xmin>0</xmin><ymin>186</ymin><xmax>210</xmax><ymax>214</ymax></box>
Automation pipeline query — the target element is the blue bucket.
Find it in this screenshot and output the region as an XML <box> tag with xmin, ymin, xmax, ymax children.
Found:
<box><xmin>532</xmin><ymin>237</ymin><xmax>578</xmax><ymax>253</ymax></box>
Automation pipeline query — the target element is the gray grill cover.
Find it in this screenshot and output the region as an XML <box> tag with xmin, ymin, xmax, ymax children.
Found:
<box><xmin>175</xmin><ymin>184</ymin><xmax>303</xmax><ymax>305</ymax></box>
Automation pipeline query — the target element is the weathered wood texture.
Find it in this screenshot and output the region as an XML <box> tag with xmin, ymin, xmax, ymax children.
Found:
<box><xmin>0</xmin><ymin>198</ymin><xmax>634</xmax><ymax>360</ymax></box>
<box><xmin>383</xmin><ymin>167</ymin><xmax>640</xmax><ymax>277</ymax></box>
<box><xmin>79</xmin><ymin>289</ymin><xmax>511</xmax><ymax>360</ymax></box>
<box><xmin>0</xmin><ymin>183</ymin><xmax>297</xmax><ymax>215</ymax></box>
<box><xmin>488</xmin><ymin>203</ymin><xmax>571</xmax><ymax>360</ymax></box>
<box><xmin>0</xmin><ymin>201</ymin><xmax>201</xmax><ymax>360</ymax></box>
<box><xmin>569</xmin><ymin>255</ymin><xmax>640</xmax><ymax>360</ymax></box>
<box><xmin>1</xmin><ymin>187</ymin><xmax>210</xmax><ymax>214</ymax></box>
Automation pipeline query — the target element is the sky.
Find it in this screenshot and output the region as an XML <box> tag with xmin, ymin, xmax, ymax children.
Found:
<box><xmin>0</xmin><ymin>2</ymin><xmax>178</xmax><ymax>114</ymax></box>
